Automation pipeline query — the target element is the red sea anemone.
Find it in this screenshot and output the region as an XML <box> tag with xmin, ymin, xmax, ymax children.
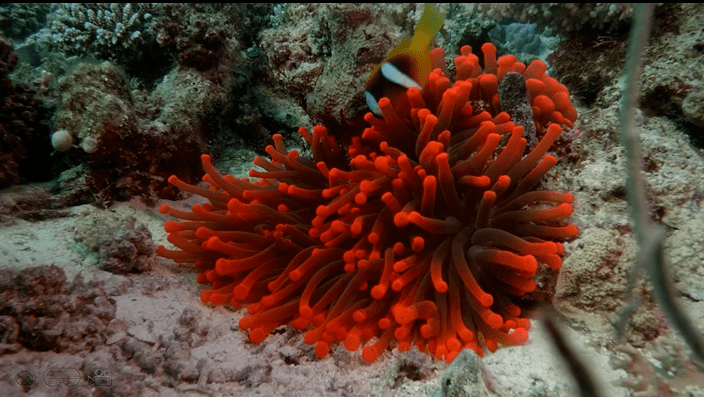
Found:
<box><xmin>157</xmin><ymin>43</ymin><xmax>578</xmax><ymax>363</ymax></box>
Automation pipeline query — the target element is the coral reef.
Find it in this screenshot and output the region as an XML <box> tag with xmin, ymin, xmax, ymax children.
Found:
<box><xmin>157</xmin><ymin>42</ymin><xmax>578</xmax><ymax>363</ymax></box>
<box><xmin>50</xmin><ymin>60</ymin><xmax>226</xmax><ymax>206</ymax></box>
<box><xmin>53</xmin><ymin>61</ymin><xmax>137</xmax><ymax>154</ymax></box>
<box><xmin>611</xmin><ymin>339</ymin><xmax>704</xmax><ymax>395</ymax></box>
<box><xmin>148</xmin><ymin>3</ymin><xmax>268</xmax><ymax>73</ymax></box>
<box><xmin>0</xmin><ymin>36</ymin><xmax>55</xmax><ymax>188</ymax></box>
<box><xmin>553</xmin><ymin>228</ymin><xmax>666</xmax><ymax>346</ymax></box>
<box><xmin>429</xmin><ymin>349</ymin><xmax>490</xmax><ymax>397</ymax></box>
<box><xmin>47</xmin><ymin>3</ymin><xmax>152</xmax><ymax>63</ymax></box>
<box><xmin>467</xmin><ymin>3</ymin><xmax>636</xmax><ymax>34</ymax></box>
<box><xmin>638</xmin><ymin>4</ymin><xmax>704</xmax><ymax>149</ymax></box>
<box><xmin>546</xmin><ymin>33</ymin><xmax>628</xmax><ymax>107</ymax></box>
<box><xmin>72</xmin><ymin>212</ymin><xmax>156</xmax><ymax>274</ymax></box>
<box><xmin>2</xmin><ymin>2</ymin><xmax>703</xmax><ymax>395</ymax></box>
<box><xmin>0</xmin><ymin>265</ymin><xmax>116</xmax><ymax>354</ymax></box>
<box><xmin>667</xmin><ymin>212</ymin><xmax>704</xmax><ymax>302</ymax></box>
<box><xmin>547</xmin><ymin>4</ymin><xmax>704</xmax><ymax>148</ymax></box>
<box><xmin>0</xmin><ymin>3</ymin><xmax>50</xmax><ymax>40</ymax></box>
<box><xmin>488</xmin><ymin>22</ymin><xmax>558</xmax><ymax>62</ymax></box>
<box><xmin>259</xmin><ymin>4</ymin><xmax>406</xmax><ymax>128</ymax></box>
<box><xmin>9</xmin><ymin>4</ymin><xmax>276</xmax><ymax>206</ymax></box>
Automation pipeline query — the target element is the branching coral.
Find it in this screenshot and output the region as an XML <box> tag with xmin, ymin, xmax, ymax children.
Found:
<box><xmin>48</xmin><ymin>3</ymin><xmax>151</xmax><ymax>60</ymax></box>
<box><xmin>157</xmin><ymin>43</ymin><xmax>578</xmax><ymax>363</ymax></box>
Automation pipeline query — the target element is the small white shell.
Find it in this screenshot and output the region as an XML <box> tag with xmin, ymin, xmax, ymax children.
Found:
<box><xmin>51</xmin><ymin>130</ymin><xmax>74</xmax><ymax>152</ymax></box>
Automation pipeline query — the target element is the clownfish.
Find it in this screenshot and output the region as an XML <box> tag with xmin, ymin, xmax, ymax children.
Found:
<box><xmin>365</xmin><ymin>4</ymin><xmax>445</xmax><ymax>117</ymax></box>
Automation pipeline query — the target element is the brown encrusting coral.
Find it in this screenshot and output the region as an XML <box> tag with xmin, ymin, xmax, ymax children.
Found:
<box><xmin>158</xmin><ymin>43</ymin><xmax>578</xmax><ymax>363</ymax></box>
<box><xmin>0</xmin><ymin>265</ymin><xmax>116</xmax><ymax>354</ymax></box>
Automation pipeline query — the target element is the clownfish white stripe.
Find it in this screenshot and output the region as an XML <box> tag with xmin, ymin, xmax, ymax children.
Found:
<box><xmin>365</xmin><ymin>91</ymin><xmax>383</xmax><ymax>117</ymax></box>
<box><xmin>380</xmin><ymin>62</ymin><xmax>422</xmax><ymax>90</ymax></box>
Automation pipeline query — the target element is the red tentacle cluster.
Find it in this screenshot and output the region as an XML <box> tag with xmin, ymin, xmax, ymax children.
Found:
<box><xmin>157</xmin><ymin>43</ymin><xmax>578</xmax><ymax>363</ymax></box>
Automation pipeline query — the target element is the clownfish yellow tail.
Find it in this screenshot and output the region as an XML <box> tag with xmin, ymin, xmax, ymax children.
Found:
<box><xmin>409</xmin><ymin>4</ymin><xmax>445</xmax><ymax>53</ymax></box>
